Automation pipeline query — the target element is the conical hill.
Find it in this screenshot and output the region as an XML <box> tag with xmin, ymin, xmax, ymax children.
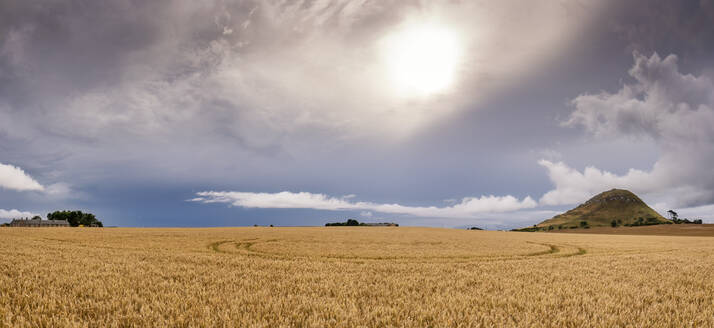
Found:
<box><xmin>535</xmin><ymin>189</ymin><xmax>669</xmax><ymax>229</ymax></box>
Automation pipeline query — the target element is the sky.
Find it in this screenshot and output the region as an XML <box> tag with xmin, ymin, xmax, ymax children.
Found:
<box><xmin>1</xmin><ymin>0</ymin><xmax>714</xmax><ymax>229</ymax></box>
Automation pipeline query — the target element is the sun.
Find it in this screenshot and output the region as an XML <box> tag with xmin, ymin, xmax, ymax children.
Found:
<box><xmin>380</xmin><ymin>24</ymin><xmax>461</xmax><ymax>97</ymax></box>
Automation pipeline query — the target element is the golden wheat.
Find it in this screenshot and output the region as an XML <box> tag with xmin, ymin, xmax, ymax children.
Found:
<box><xmin>1</xmin><ymin>227</ymin><xmax>713</xmax><ymax>327</ymax></box>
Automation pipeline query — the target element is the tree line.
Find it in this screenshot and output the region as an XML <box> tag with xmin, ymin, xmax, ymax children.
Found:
<box><xmin>47</xmin><ymin>210</ymin><xmax>103</xmax><ymax>227</ymax></box>
<box><xmin>325</xmin><ymin>219</ymin><xmax>399</xmax><ymax>227</ymax></box>
<box><xmin>667</xmin><ymin>210</ymin><xmax>703</xmax><ymax>225</ymax></box>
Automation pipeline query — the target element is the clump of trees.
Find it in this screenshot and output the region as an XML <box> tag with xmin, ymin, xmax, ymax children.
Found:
<box><xmin>672</xmin><ymin>218</ymin><xmax>703</xmax><ymax>224</ymax></box>
<box><xmin>610</xmin><ymin>219</ymin><xmax>625</xmax><ymax>227</ymax></box>
<box><xmin>326</xmin><ymin>219</ymin><xmax>361</xmax><ymax>226</ymax></box>
<box><xmin>511</xmin><ymin>225</ymin><xmax>543</xmax><ymax>232</ymax></box>
<box><xmin>623</xmin><ymin>217</ymin><xmax>661</xmax><ymax>227</ymax></box>
<box><xmin>47</xmin><ymin>210</ymin><xmax>103</xmax><ymax>227</ymax></box>
<box><xmin>468</xmin><ymin>227</ymin><xmax>483</xmax><ymax>230</ymax></box>
<box><xmin>667</xmin><ymin>210</ymin><xmax>703</xmax><ymax>224</ymax></box>
<box><xmin>325</xmin><ymin>219</ymin><xmax>398</xmax><ymax>227</ymax></box>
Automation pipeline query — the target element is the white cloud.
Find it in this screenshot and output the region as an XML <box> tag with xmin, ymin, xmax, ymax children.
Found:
<box><xmin>0</xmin><ymin>162</ymin><xmax>44</xmax><ymax>192</ymax></box>
<box><xmin>191</xmin><ymin>191</ymin><xmax>537</xmax><ymax>219</ymax></box>
<box><xmin>538</xmin><ymin>159</ymin><xmax>654</xmax><ymax>205</ymax></box>
<box><xmin>192</xmin><ymin>191</ymin><xmax>357</xmax><ymax>210</ymax></box>
<box><xmin>0</xmin><ymin>209</ymin><xmax>37</xmax><ymax>220</ymax></box>
<box><xmin>543</xmin><ymin>52</ymin><xmax>714</xmax><ymax>208</ymax></box>
<box><xmin>44</xmin><ymin>183</ymin><xmax>73</xmax><ymax>197</ymax></box>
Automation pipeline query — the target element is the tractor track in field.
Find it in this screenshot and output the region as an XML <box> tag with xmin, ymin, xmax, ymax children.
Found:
<box><xmin>207</xmin><ymin>239</ymin><xmax>588</xmax><ymax>263</ymax></box>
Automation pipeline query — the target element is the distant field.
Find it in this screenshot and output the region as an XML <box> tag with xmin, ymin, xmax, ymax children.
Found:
<box><xmin>1</xmin><ymin>227</ymin><xmax>713</xmax><ymax>327</ymax></box>
<box><xmin>549</xmin><ymin>224</ymin><xmax>714</xmax><ymax>237</ymax></box>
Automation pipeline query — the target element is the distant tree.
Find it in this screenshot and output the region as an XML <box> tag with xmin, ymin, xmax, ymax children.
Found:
<box><xmin>579</xmin><ymin>221</ymin><xmax>588</xmax><ymax>228</ymax></box>
<box><xmin>611</xmin><ymin>220</ymin><xmax>618</xmax><ymax>228</ymax></box>
<box><xmin>346</xmin><ymin>219</ymin><xmax>359</xmax><ymax>226</ymax></box>
<box><xmin>31</xmin><ymin>215</ymin><xmax>41</xmax><ymax>220</ymax></box>
<box><xmin>667</xmin><ymin>210</ymin><xmax>678</xmax><ymax>221</ymax></box>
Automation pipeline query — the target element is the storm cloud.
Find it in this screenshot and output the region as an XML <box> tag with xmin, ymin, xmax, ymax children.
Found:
<box><xmin>0</xmin><ymin>0</ymin><xmax>601</xmax><ymax>151</ymax></box>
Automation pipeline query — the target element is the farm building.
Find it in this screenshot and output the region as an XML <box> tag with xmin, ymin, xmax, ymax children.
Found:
<box><xmin>9</xmin><ymin>217</ymin><xmax>69</xmax><ymax>227</ymax></box>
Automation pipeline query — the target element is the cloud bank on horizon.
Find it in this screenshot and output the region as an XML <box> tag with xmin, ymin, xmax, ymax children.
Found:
<box><xmin>191</xmin><ymin>191</ymin><xmax>537</xmax><ymax>219</ymax></box>
<box><xmin>0</xmin><ymin>208</ymin><xmax>37</xmax><ymax>220</ymax></box>
<box><xmin>1</xmin><ymin>0</ymin><xmax>714</xmax><ymax>226</ymax></box>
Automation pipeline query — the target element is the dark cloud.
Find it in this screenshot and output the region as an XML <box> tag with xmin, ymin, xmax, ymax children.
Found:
<box><xmin>608</xmin><ymin>0</ymin><xmax>714</xmax><ymax>66</ymax></box>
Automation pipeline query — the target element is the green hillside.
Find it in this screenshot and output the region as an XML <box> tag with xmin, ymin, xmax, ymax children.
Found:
<box><xmin>531</xmin><ymin>189</ymin><xmax>670</xmax><ymax>230</ymax></box>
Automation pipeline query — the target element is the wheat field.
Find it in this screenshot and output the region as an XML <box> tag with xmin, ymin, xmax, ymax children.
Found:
<box><xmin>1</xmin><ymin>227</ymin><xmax>713</xmax><ymax>327</ymax></box>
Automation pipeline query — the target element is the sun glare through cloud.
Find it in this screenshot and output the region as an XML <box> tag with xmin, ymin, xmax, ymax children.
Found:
<box><xmin>380</xmin><ymin>23</ymin><xmax>462</xmax><ymax>97</ymax></box>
